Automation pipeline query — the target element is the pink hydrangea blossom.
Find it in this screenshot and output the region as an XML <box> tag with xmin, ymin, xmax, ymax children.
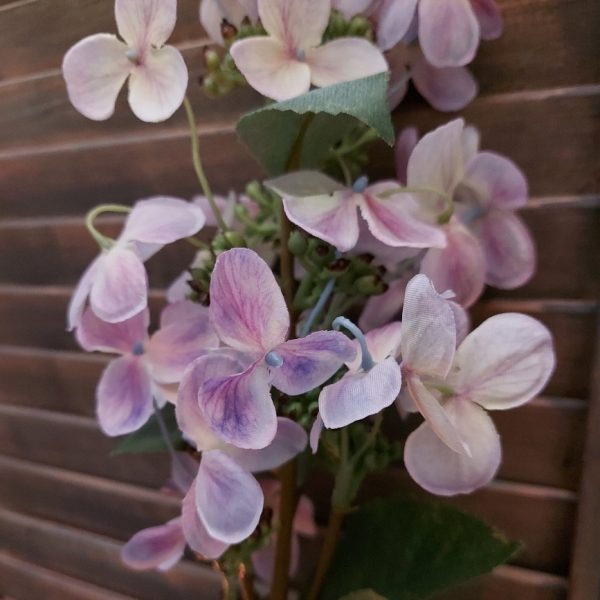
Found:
<box><xmin>266</xmin><ymin>171</ymin><xmax>446</xmax><ymax>253</ymax></box>
<box><xmin>63</xmin><ymin>0</ymin><xmax>188</xmax><ymax>122</ymax></box>
<box><xmin>76</xmin><ymin>300</ymin><xmax>217</xmax><ymax>436</ymax></box>
<box><xmin>200</xmin><ymin>0</ymin><xmax>259</xmax><ymax>45</ymax></box>
<box><xmin>400</xmin><ymin>274</ymin><xmax>555</xmax><ymax>495</ymax></box>
<box><xmin>230</xmin><ymin>0</ymin><xmax>388</xmax><ymax>101</ymax></box>
<box><xmin>68</xmin><ymin>197</ymin><xmax>205</xmax><ymax>329</ymax></box>
<box><xmin>180</xmin><ymin>248</ymin><xmax>356</xmax><ymax>450</ymax></box>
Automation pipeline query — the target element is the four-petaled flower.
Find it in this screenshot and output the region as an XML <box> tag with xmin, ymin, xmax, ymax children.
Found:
<box><xmin>63</xmin><ymin>0</ymin><xmax>188</xmax><ymax>122</ymax></box>
<box><xmin>230</xmin><ymin>0</ymin><xmax>388</xmax><ymax>101</ymax></box>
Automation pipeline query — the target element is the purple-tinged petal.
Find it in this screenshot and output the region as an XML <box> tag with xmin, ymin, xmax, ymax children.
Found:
<box><xmin>97</xmin><ymin>355</ymin><xmax>153</xmax><ymax>436</ymax></box>
<box><xmin>122</xmin><ymin>197</ymin><xmax>206</xmax><ymax>245</ymax></box>
<box><xmin>309</xmin><ymin>414</ymin><xmax>323</xmax><ymax>453</ymax></box>
<box><xmin>449</xmin><ymin>301</ymin><xmax>470</xmax><ymax>345</ymax></box>
<box><xmin>319</xmin><ymin>358</ymin><xmax>402</xmax><ymax>429</ymax></box>
<box><xmin>90</xmin><ymin>245</ymin><xmax>148</xmax><ymax>324</ymax></box>
<box><xmin>160</xmin><ymin>299</ymin><xmax>210</xmax><ymax>328</ymax></box>
<box><xmin>258</xmin><ymin>0</ymin><xmax>329</xmax><ymax>49</ymax></box>
<box><xmin>76</xmin><ymin>306</ymin><xmax>149</xmax><ymax>354</ymax></box>
<box><xmin>395</xmin><ymin>127</ymin><xmax>419</xmax><ymax>186</ymax></box>
<box><xmin>147</xmin><ymin>308</ymin><xmax>219</xmax><ymax>384</ymax></box>
<box><xmin>62</xmin><ymin>34</ymin><xmax>130</xmax><ymax>121</ymax></box>
<box><xmin>181</xmin><ymin>481</ymin><xmax>229</xmax><ymax>559</ymax></box>
<box><xmin>376</xmin><ymin>0</ymin><xmax>418</xmax><ymax>50</ymax></box>
<box><xmin>307</xmin><ymin>38</ymin><xmax>388</xmax><ymax>88</ymax></box>
<box><xmin>462</xmin><ymin>125</ymin><xmax>481</xmax><ymax>163</ymax></box>
<box><xmin>195</xmin><ymin>354</ymin><xmax>277</xmax><ymax>450</ymax></box>
<box><xmin>448</xmin><ymin>313</ymin><xmax>555</xmax><ymax>410</ymax></box>
<box><xmin>476</xmin><ymin>209</ymin><xmax>535</xmax><ymax>289</ymax></box>
<box><xmin>166</xmin><ymin>271</ymin><xmax>190</xmax><ymax>303</ymax></box>
<box><xmin>463</xmin><ymin>151</ymin><xmax>528</xmax><ymax>210</ymax></box>
<box><xmin>166</xmin><ymin>452</ymin><xmax>200</xmax><ymax>496</ymax></box>
<box><xmin>406</xmin><ymin>118</ymin><xmax>465</xmax><ymax>214</ymax></box>
<box><xmin>405</xmin><ymin>398</ymin><xmax>501</xmax><ymax>495</ymax></box>
<box><xmin>230</xmin><ymin>37</ymin><xmax>311</xmax><ymax>101</ymax></box>
<box><xmin>67</xmin><ymin>255</ymin><xmax>102</xmax><ymax>330</ymax></box>
<box><xmin>115</xmin><ymin>0</ymin><xmax>177</xmax><ymax>49</ymax></box>
<box><xmin>294</xmin><ymin>495</ymin><xmax>318</xmax><ymax>537</ymax></box>
<box><xmin>419</xmin><ymin>0</ymin><xmax>480</xmax><ymax>68</ymax></box>
<box><xmin>420</xmin><ymin>220</ymin><xmax>486</xmax><ymax>308</ymax></box>
<box><xmin>121</xmin><ymin>518</ymin><xmax>185</xmax><ymax>571</ymax></box>
<box><xmin>348</xmin><ymin>321</ymin><xmax>403</xmax><ymax>372</ymax></box>
<box><xmin>405</xmin><ymin>374</ymin><xmax>469</xmax><ymax>455</ymax></box>
<box><xmin>359</xmin><ymin>278</ymin><xmax>408</xmax><ymax>332</ymax></box>
<box><xmin>333</xmin><ymin>0</ymin><xmax>375</xmax><ymax>19</ymax></box>
<box><xmin>226</xmin><ymin>417</ymin><xmax>307</xmax><ymax>473</ymax></box>
<box><xmin>210</xmin><ymin>248</ymin><xmax>289</xmax><ymax>354</ymax></box>
<box><xmin>411</xmin><ymin>57</ymin><xmax>478</xmax><ymax>112</ymax></box>
<box><xmin>359</xmin><ymin>183</ymin><xmax>447</xmax><ymax>248</ymax></box>
<box><xmin>252</xmin><ymin>534</ymin><xmax>300</xmax><ymax>584</ymax></box>
<box><xmin>400</xmin><ymin>274</ymin><xmax>456</xmax><ymax>378</ymax></box>
<box><xmin>196</xmin><ymin>450</ymin><xmax>263</xmax><ymax>544</ymax></box>
<box><xmin>470</xmin><ymin>0</ymin><xmax>503</xmax><ymax>39</ymax></box>
<box><xmin>128</xmin><ymin>46</ymin><xmax>188</xmax><ymax>122</ymax></box>
<box><xmin>271</xmin><ymin>331</ymin><xmax>357</xmax><ymax>396</ymax></box>
<box><xmin>200</xmin><ymin>0</ymin><xmax>256</xmax><ymax>45</ymax></box>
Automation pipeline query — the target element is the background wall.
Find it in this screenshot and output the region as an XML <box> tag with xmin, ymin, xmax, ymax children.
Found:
<box><xmin>0</xmin><ymin>1</ymin><xmax>598</xmax><ymax>598</ymax></box>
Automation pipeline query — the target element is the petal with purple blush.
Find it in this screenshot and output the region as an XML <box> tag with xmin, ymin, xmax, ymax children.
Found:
<box><xmin>376</xmin><ymin>0</ymin><xmax>418</xmax><ymax>50</ymax></box>
<box><xmin>470</xmin><ymin>0</ymin><xmax>503</xmax><ymax>39</ymax></box>
<box><xmin>395</xmin><ymin>127</ymin><xmax>419</xmax><ymax>185</ymax></box>
<box><xmin>210</xmin><ymin>248</ymin><xmax>289</xmax><ymax>354</ymax></box>
<box><xmin>405</xmin><ymin>398</ymin><xmax>501</xmax><ymax>495</ymax></box>
<box><xmin>319</xmin><ymin>358</ymin><xmax>402</xmax><ymax>429</ymax></box>
<box><xmin>96</xmin><ymin>355</ymin><xmax>153</xmax><ymax>436</ymax></box>
<box><xmin>196</xmin><ymin>450</ymin><xmax>263</xmax><ymax>544</ymax></box>
<box><xmin>121</xmin><ymin>518</ymin><xmax>185</xmax><ymax>571</ymax></box>
<box><xmin>309</xmin><ymin>414</ymin><xmax>324</xmax><ymax>454</ymax></box>
<box><xmin>67</xmin><ymin>255</ymin><xmax>102</xmax><ymax>331</ymax></box>
<box><xmin>271</xmin><ymin>331</ymin><xmax>357</xmax><ymax>396</ymax></box>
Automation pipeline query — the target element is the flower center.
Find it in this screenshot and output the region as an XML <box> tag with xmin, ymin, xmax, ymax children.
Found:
<box><xmin>296</xmin><ymin>48</ymin><xmax>306</xmax><ymax>62</ymax></box>
<box><xmin>125</xmin><ymin>48</ymin><xmax>142</xmax><ymax>65</ymax></box>
<box><xmin>265</xmin><ymin>350</ymin><xmax>284</xmax><ymax>368</ymax></box>
<box><xmin>132</xmin><ymin>341</ymin><xmax>145</xmax><ymax>356</ymax></box>
<box><xmin>352</xmin><ymin>175</ymin><xmax>369</xmax><ymax>193</ymax></box>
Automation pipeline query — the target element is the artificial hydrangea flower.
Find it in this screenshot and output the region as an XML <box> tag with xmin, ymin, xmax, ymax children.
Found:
<box><xmin>266</xmin><ymin>171</ymin><xmax>445</xmax><ymax>253</ymax></box>
<box><xmin>396</xmin><ymin>119</ymin><xmax>535</xmax><ymax>305</ymax></box>
<box><xmin>68</xmin><ymin>197</ymin><xmax>205</xmax><ymax>328</ymax></box>
<box><xmin>76</xmin><ymin>300</ymin><xmax>217</xmax><ymax>436</ymax></box>
<box><xmin>122</xmin><ymin>418</ymin><xmax>307</xmax><ymax>567</ymax></box>
<box><xmin>230</xmin><ymin>0</ymin><xmax>388</xmax><ymax>101</ymax></box>
<box><xmin>63</xmin><ymin>0</ymin><xmax>188</xmax><ymax>122</ymax></box>
<box><xmin>200</xmin><ymin>0</ymin><xmax>258</xmax><ymax>46</ymax></box>
<box><xmin>400</xmin><ymin>274</ymin><xmax>555</xmax><ymax>495</ymax></box>
<box><xmin>181</xmin><ymin>248</ymin><xmax>356</xmax><ymax>450</ymax></box>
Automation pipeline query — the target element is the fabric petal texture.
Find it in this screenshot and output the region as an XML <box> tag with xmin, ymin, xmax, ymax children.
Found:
<box><xmin>376</xmin><ymin>0</ymin><xmax>419</xmax><ymax>50</ymax></box>
<box><xmin>319</xmin><ymin>357</ymin><xmax>402</xmax><ymax>429</ymax></box>
<box><xmin>90</xmin><ymin>244</ymin><xmax>148</xmax><ymax>323</ymax></box>
<box><xmin>405</xmin><ymin>398</ymin><xmax>501</xmax><ymax>495</ymax></box>
<box><xmin>181</xmin><ymin>481</ymin><xmax>229</xmax><ymax>559</ymax></box>
<box><xmin>448</xmin><ymin>313</ymin><xmax>555</xmax><ymax>410</ymax></box>
<box><xmin>419</xmin><ymin>0</ymin><xmax>480</xmax><ymax>67</ymax></box>
<box><xmin>195</xmin><ymin>450</ymin><xmax>263</xmax><ymax>544</ymax></box>
<box><xmin>226</xmin><ymin>417</ymin><xmax>307</xmax><ymax>472</ymax></box>
<box><xmin>210</xmin><ymin>248</ymin><xmax>290</xmax><ymax>354</ymax></box>
<box><xmin>96</xmin><ymin>355</ymin><xmax>153</xmax><ymax>436</ymax></box>
<box><xmin>470</xmin><ymin>0</ymin><xmax>503</xmax><ymax>39</ymax></box>
<box><xmin>307</xmin><ymin>38</ymin><xmax>388</xmax><ymax>88</ymax></box>
<box><xmin>128</xmin><ymin>45</ymin><xmax>188</xmax><ymax>122</ymax></box>
<box><xmin>115</xmin><ymin>0</ymin><xmax>177</xmax><ymax>49</ymax></box>
<box><xmin>271</xmin><ymin>331</ymin><xmax>357</xmax><ymax>395</ymax></box>
<box><xmin>67</xmin><ymin>256</ymin><xmax>102</xmax><ymax>330</ymax></box>
<box><xmin>395</xmin><ymin>127</ymin><xmax>419</xmax><ymax>185</ymax></box>
<box><xmin>230</xmin><ymin>37</ymin><xmax>311</xmax><ymax>101</ymax></box>
<box><xmin>62</xmin><ymin>34</ymin><xmax>130</xmax><ymax>121</ymax></box>
<box><xmin>121</xmin><ymin>518</ymin><xmax>186</xmax><ymax>571</ymax></box>
<box><xmin>76</xmin><ymin>306</ymin><xmax>149</xmax><ymax>354</ymax></box>
<box><xmin>400</xmin><ymin>274</ymin><xmax>457</xmax><ymax>378</ymax></box>
<box><xmin>359</xmin><ymin>278</ymin><xmax>407</xmax><ymax>332</ymax></box>
<box><xmin>348</xmin><ymin>321</ymin><xmax>403</xmax><ymax>372</ymax></box>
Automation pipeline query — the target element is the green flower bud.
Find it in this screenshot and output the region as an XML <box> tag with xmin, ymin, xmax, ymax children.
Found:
<box><xmin>288</xmin><ymin>230</ymin><xmax>308</xmax><ymax>256</ymax></box>
<box><xmin>355</xmin><ymin>274</ymin><xmax>387</xmax><ymax>295</ymax></box>
<box><xmin>204</xmin><ymin>49</ymin><xmax>221</xmax><ymax>72</ymax></box>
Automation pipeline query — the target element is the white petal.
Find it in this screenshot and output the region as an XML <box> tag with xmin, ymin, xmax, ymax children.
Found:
<box><xmin>115</xmin><ymin>0</ymin><xmax>177</xmax><ymax>49</ymax></box>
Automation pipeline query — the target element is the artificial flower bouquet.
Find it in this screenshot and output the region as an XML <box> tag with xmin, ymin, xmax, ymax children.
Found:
<box><xmin>61</xmin><ymin>1</ymin><xmax>555</xmax><ymax>598</ymax></box>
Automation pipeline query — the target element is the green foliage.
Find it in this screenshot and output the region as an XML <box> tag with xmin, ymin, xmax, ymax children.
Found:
<box><xmin>111</xmin><ymin>404</ymin><xmax>185</xmax><ymax>455</ymax></box>
<box><xmin>321</xmin><ymin>496</ymin><xmax>521</xmax><ymax>600</ymax></box>
<box><xmin>236</xmin><ymin>72</ymin><xmax>394</xmax><ymax>176</ymax></box>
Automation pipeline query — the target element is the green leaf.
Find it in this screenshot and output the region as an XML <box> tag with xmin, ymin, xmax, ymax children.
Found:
<box><xmin>236</xmin><ymin>72</ymin><xmax>394</xmax><ymax>176</ymax></box>
<box><xmin>111</xmin><ymin>404</ymin><xmax>184</xmax><ymax>455</ymax></box>
<box><xmin>321</xmin><ymin>496</ymin><xmax>521</xmax><ymax>600</ymax></box>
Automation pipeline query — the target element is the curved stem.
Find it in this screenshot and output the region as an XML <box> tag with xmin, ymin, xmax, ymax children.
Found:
<box><xmin>182</xmin><ymin>96</ymin><xmax>228</xmax><ymax>231</ymax></box>
<box><xmin>332</xmin><ymin>316</ymin><xmax>375</xmax><ymax>371</ymax></box>
<box><xmin>335</xmin><ymin>154</ymin><xmax>353</xmax><ymax>187</ymax></box>
<box><xmin>85</xmin><ymin>204</ymin><xmax>131</xmax><ymax>250</ymax></box>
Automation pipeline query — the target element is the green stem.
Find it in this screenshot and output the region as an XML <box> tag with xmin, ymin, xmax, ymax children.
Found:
<box><xmin>85</xmin><ymin>204</ymin><xmax>131</xmax><ymax>250</ymax></box>
<box><xmin>335</xmin><ymin>154</ymin><xmax>353</xmax><ymax>187</ymax></box>
<box><xmin>182</xmin><ymin>96</ymin><xmax>228</xmax><ymax>231</ymax></box>
<box><xmin>185</xmin><ymin>236</ymin><xmax>211</xmax><ymax>250</ymax></box>
<box><xmin>337</xmin><ymin>127</ymin><xmax>379</xmax><ymax>157</ymax></box>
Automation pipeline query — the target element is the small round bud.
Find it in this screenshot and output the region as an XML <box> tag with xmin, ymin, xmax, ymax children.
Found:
<box><xmin>328</xmin><ymin>257</ymin><xmax>350</xmax><ymax>273</ymax></box>
<box><xmin>224</xmin><ymin>231</ymin><xmax>247</xmax><ymax>248</ymax></box>
<box><xmin>220</xmin><ymin>19</ymin><xmax>238</xmax><ymax>40</ymax></box>
<box><xmin>348</xmin><ymin>16</ymin><xmax>370</xmax><ymax>36</ymax></box>
<box><xmin>204</xmin><ymin>49</ymin><xmax>221</xmax><ymax>71</ymax></box>
<box><xmin>288</xmin><ymin>231</ymin><xmax>308</xmax><ymax>256</ymax></box>
<box><xmin>356</xmin><ymin>274</ymin><xmax>385</xmax><ymax>295</ymax></box>
<box><xmin>202</xmin><ymin>75</ymin><xmax>219</xmax><ymax>96</ymax></box>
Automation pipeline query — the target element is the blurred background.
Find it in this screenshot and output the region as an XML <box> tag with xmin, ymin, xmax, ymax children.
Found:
<box><xmin>0</xmin><ymin>0</ymin><xmax>599</xmax><ymax>598</ymax></box>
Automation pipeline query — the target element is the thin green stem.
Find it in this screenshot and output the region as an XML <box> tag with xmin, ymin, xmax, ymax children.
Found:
<box><xmin>351</xmin><ymin>412</ymin><xmax>383</xmax><ymax>466</ymax></box>
<box><xmin>185</xmin><ymin>236</ymin><xmax>211</xmax><ymax>250</ymax></box>
<box><xmin>336</xmin><ymin>127</ymin><xmax>379</xmax><ymax>157</ymax></box>
<box><xmin>85</xmin><ymin>204</ymin><xmax>131</xmax><ymax>250</ymax></box>
<box><xmin>335</xmin><ymin>153</ymin><xmax>353</xmax><ymax>187</ymax></box>
<box><xmin>182</xmin><ymin>96</ymin><xmax>228</xmax><ymax>231</ymax></box>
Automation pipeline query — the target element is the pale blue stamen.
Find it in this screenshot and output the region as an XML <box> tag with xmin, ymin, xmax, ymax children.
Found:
<box><xmin>132</xmin><ymin>341</ymin><xmax>145</xmax><ymax>356</ymax></box>
<box><xmin>462</xmin><ymin>206</ymin><xmax>485</xmax><ymax>224</ymax></box>
<box><xmin>265</xmin><ymin>351</ymin><xmax>284</xmax><ymax>368</ymax></box>
<box><xmin>296</xmin><ymin>48</ymin><xmax>306</xmax><ymax>61</ymax></box>
<box><xmin>126</xmin><ymin>48</ymin><xmax>141</xmax><ymax>64</ymax></box>
<box><xmin>332</xmin><ymin>316</ymin><xmax>375</xmax><ymax>371</ymax></box>
<box><xmin>352</xmin><ymin>175</ymin><xmax>369</xmax><ymax>193</ymax></box>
